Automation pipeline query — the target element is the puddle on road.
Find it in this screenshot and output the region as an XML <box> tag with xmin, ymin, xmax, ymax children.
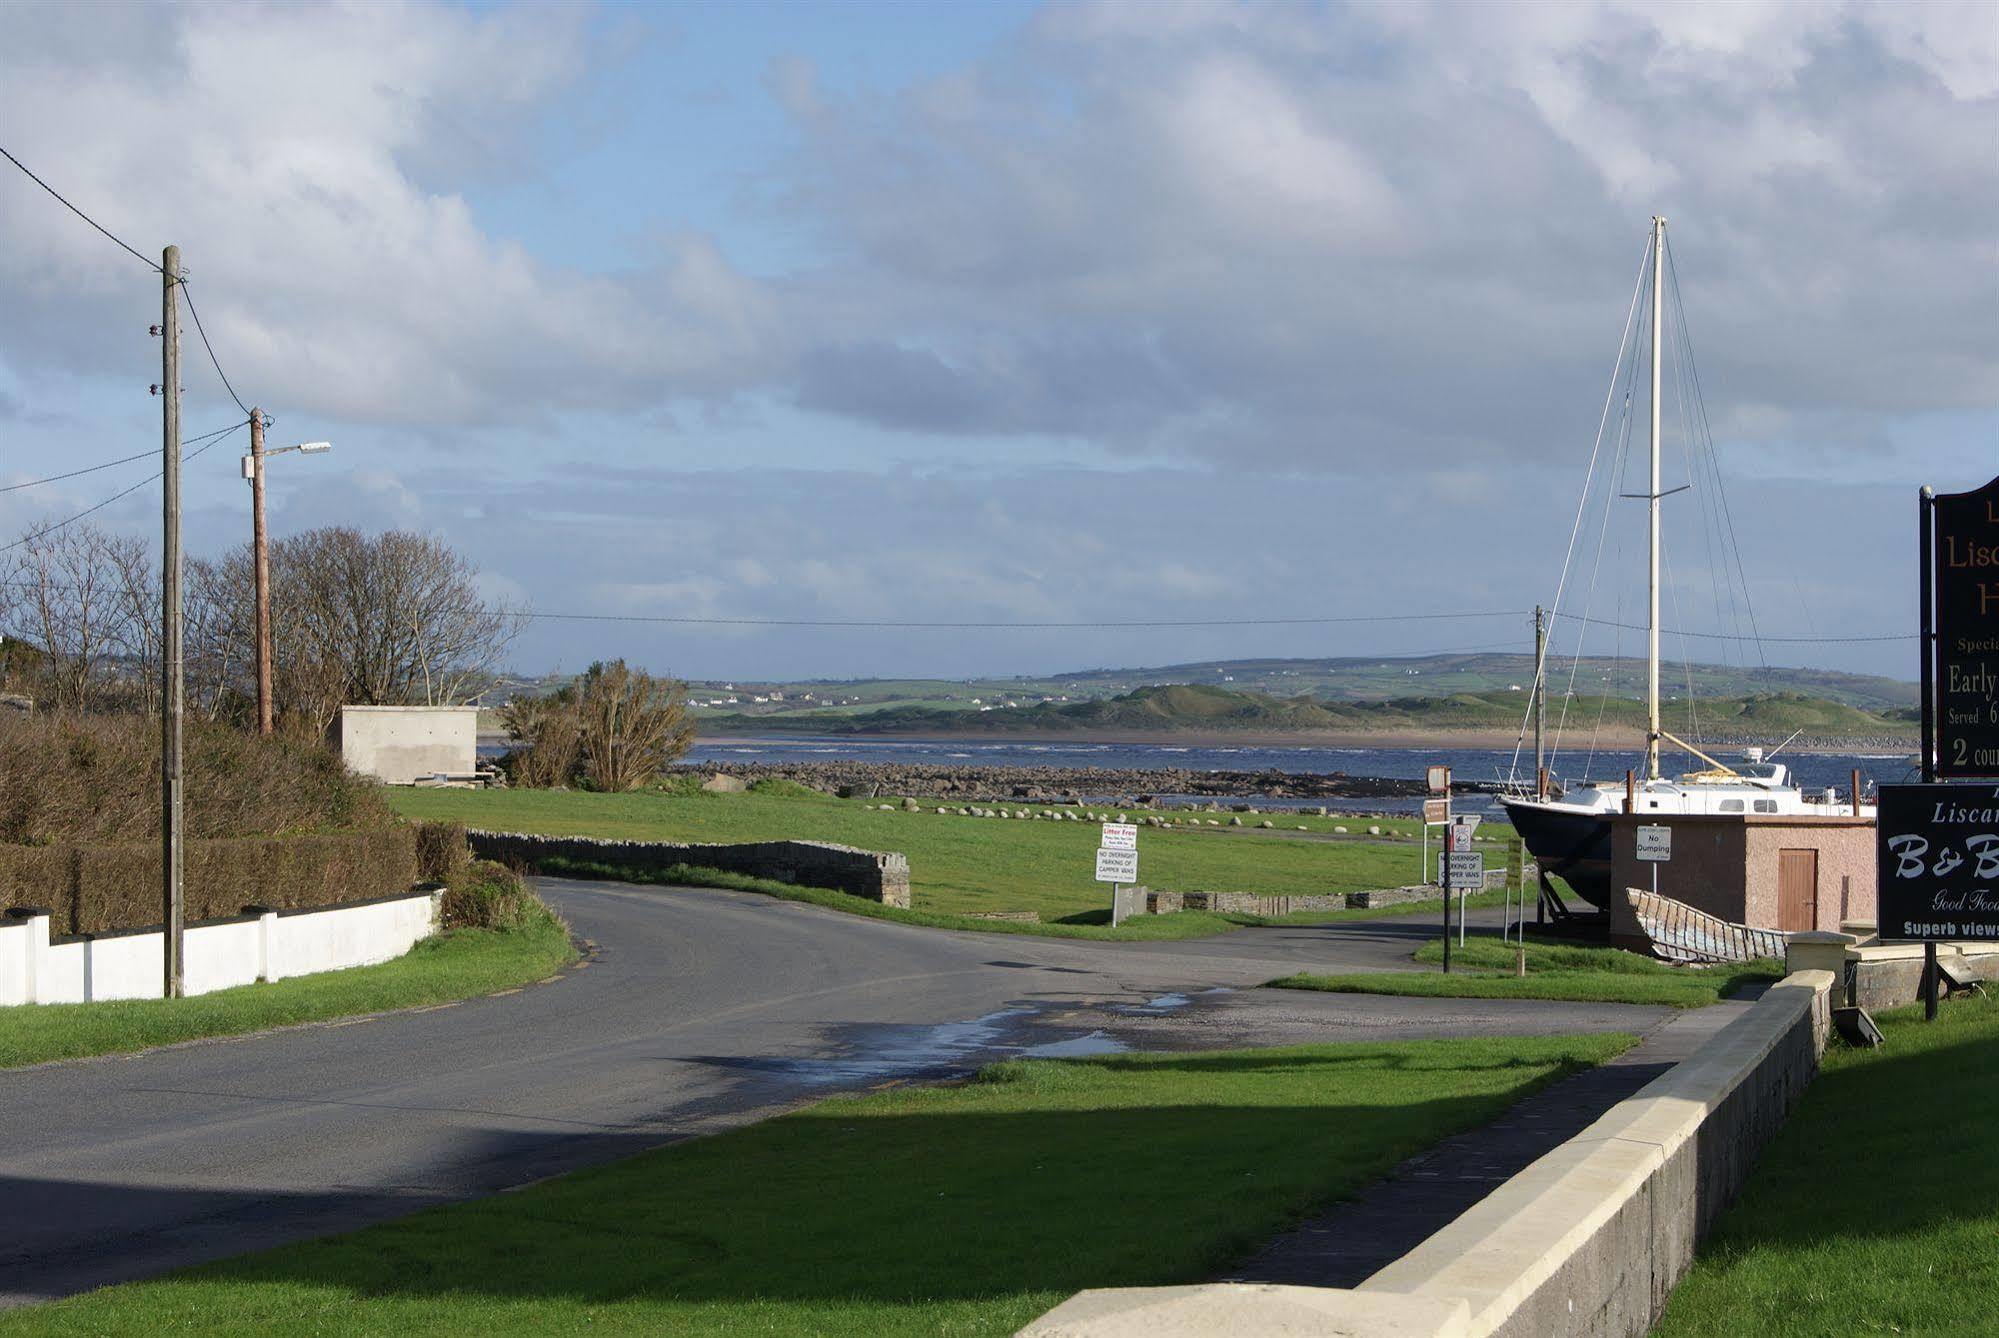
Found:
<box><xmin>1018</xmin><ymin>1030</ymin><xmax>1129</xmax><ymax>1058</ymax></box>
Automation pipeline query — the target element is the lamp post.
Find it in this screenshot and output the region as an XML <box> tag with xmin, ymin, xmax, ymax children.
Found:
<box><xmin>244</xmin><ymin>408</ymin><xmax>330</xmax><ymax>735</ymax></box>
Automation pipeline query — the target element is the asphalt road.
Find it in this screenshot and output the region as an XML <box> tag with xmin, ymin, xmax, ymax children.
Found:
<box><xmin>0</xmin><ymin>880</ymin><xmax>1670</xmax><ymax>1306</ymax></box>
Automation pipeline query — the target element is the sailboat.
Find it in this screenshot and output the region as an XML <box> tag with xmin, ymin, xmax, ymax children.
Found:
<box><xmin>1501</xmin><ymin>218</ymin><xmax>1871</xmax><ymax>911</ymax></box>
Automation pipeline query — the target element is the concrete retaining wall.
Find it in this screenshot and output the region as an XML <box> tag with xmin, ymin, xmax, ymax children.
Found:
<box><xmin>469</xmin><ymin>830</ymin><xmax>912</xmax><ymax>909</ymax></box>
<box><xmin>0</xmin><ymin>890</ymin><xmax>440</xmax><ymax>1005</ymax></box>
<box><xmin>1786</xmin><ymin>931</ymin><xmax>1999</xmax><ymax>1011</ymax></box>
<box><xmin>1021</xmin><ymin>969</ymin><xmax>1836</xmax><ymax>1338</ymax></box>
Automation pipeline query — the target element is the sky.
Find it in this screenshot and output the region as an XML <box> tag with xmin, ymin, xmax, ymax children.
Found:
<box><xmin>1</xmin><ymin>0</ymin><xmax>1993</xmax><ymax>684</ymax></box>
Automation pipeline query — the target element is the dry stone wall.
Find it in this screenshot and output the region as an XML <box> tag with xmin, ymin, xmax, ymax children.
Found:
<box><xmin>468</xmin><ymin>830</ymin><xmax>912</xmax><ymax>909</ymax></box>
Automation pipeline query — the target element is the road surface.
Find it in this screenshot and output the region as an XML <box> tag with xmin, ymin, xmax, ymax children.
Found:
<box><xmin>0</xmin><ymin>879</ymin><xmax>1669</xmax><ymax>1306</ymax></box>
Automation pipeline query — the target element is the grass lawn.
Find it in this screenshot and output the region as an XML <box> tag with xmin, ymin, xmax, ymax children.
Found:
<box><xmin>0</xmin><ymin>914</ymin><xmax>575</xmax><ymax>1070</ymax></box>
<box><xmin>386</xmin><ymin>786</ymin><xmax>1516</xmax><ymax>927</ymax></box>
<box><xmin>1656</xmin><ymin>993</ymin><xmax>1999</xmax><ymax>1337</ymax></box>
<box><xmin>530</xmin><ymin>855</ymin><xmax>1510</xmax><ymax>943</ymax></box>
<box><xmin>2</xmin><ymin>1033</ymin><xmax>1633</xmax><ymax>1337</ymax></box>
<box><xmin>1271</xmin><ymin>933</ymin><xmax>1782</xmax><ymax>1008</ymax></box>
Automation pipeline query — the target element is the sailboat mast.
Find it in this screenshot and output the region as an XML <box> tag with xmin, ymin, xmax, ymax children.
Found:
<box><xmin>1646</xmin><ymin>215</ymin><xmax>1665</xmax><ymax>782</ymax></box>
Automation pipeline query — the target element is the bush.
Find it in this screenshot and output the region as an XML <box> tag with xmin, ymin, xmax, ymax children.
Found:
<box><xmin>0</xmin><ymin>713</ymin><xmax>392</xmax><ymax>846</ymax></box>
<box><xmin>413</xmin><ymin>820</ymin><xmax>471</xmax><ymax>885</ymax></box>
<box><xmin>499</xmin><ymin>661</ymin><xmax>693</xmax><ymax>791</ymax></box>
<box><xmin>441</xmin><ymin>860</ymin><xmax>549</xmax><ymax>933</ymax></box>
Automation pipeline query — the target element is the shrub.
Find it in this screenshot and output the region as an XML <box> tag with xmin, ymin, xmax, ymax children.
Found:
<box><xmin>0</xmin><ymin>828</ymin><xmax>421</xmax><ymax>936</ymax></box>
<box><xmin>441</xmin><ymin>860</ymin><xmax>550</xmax><ymax>933</ymax></box>
<box><xmin>499</xmin><ymin>661</ymin><xmax>693</xmax><ymax>791</ymax></box>
<box><xmin>413</xmin><ymin>820</ymin><xmax>471</xmax><ymax>885</ymax></box>
<box><xmin>0</xmin><ymin>712</ymin><xmax>392</xmax><ymax>846</ymax></box>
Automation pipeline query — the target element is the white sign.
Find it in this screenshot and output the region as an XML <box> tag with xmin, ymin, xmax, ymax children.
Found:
<box><xmin>1444</xmin><ymin>852</ymin><xmax>1485</xmax><ymax>887</ymax></box>
<box><xmin>1427</xmin><ymin>765</ymin><xmax>1450</xmax><ymax>794</ymax></box>
<box><xmin>1100</xmin><ymin>822</ymin><xmax>1138</xmax><ymax>851</ymax></box>
<box><xmin>1095</xmin><ymin>847</ymin><xmax>1138</xmax><ymax>884</ymax></box>
<box><xmin>1636</xmin><ymin>825</ymin><xmax>1672</xmax><ymax>862</ymax></box>
<box><xmin>1447</xmin><ymin>815</ymin><xmax>1480</xmax><ymax>852</ymax></box>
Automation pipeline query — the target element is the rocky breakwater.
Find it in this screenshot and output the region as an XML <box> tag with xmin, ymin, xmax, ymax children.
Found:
<box><xmin>678</xmin><ymin>759</ymin><xmax>1431</xmax><ymax>804</ymax></box>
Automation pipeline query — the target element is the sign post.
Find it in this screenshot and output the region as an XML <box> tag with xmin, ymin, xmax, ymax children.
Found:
<box><xmin>1636</xmin><ymin>823</ymin><xmax>1671</xmax><ymax>897</ymax></box>
<box><xmin>1447</xmin><ymin>815</ymin><xmax>1480</xmax><ymax>946</ymax></box>
<box><xmin>1429</xmin><ymin>767</ymin><xmax>1452</xmax><ymax>967</ymax></box>
<box><xmin>1906</xmin><ymin>477</ymin><xmax>1999</xmax><ymax>1017</ymax></box>
<box><xmin>1097</xmin><ymin>823</ymin><xmax>1139</xmax><ymax>926</ymax></box>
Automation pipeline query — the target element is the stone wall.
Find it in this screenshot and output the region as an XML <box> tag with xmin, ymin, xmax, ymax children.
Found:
<box><xmin>1023</xmin><ymin>970</ymin><xmax>1837</xmax><ymax>1338</ymax></box>
<box><xmin>1180</xmin><ymin>891</ymin><xmax>1348</xmax><ymax>916</ymax></box>
<box><xmin>468</xmin><ymin>830</ymin><xmax>912</xmax><ymax>909</ymax></box>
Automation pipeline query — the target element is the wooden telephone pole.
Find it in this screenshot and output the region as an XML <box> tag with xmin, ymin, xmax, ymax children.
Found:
<box><xmin>161</xmin><ymin>246</ymin><xmax>185</xmax><ymax>998</ymax></box>
<box><xmin>249</xmin><ymin>407</ymin><xmax>273</xmax><ymax>735</ymax></box>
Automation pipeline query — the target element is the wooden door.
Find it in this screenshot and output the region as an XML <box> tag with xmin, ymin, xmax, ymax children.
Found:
<box><xmin>1778</xmin><ymin>849</ymin><xmax>1819</xmax><ymax>932</ymax></box>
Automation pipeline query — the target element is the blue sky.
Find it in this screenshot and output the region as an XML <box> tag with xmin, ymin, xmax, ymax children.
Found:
<box><xmin>2</xmin><ymin>0</ymin><xmax>1994</xmax><ymax>683</ymax></box>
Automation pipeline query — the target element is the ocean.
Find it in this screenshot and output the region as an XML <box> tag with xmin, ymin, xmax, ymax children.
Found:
<box><xmin>676</xmin><ymin>737</ymin><xmax>1917</xmax><ymax>820</ymax></box>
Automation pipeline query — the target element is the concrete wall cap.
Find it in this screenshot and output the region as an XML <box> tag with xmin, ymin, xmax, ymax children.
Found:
<box><xmin>1016</xmin><ymin>1284</ymin><xmax>1469</xmax><ymax>1337</ymax></box>
<box><xmin>1787</xmin><ymin>930</ymin><xmax>1857</xmax><ymax>946</ymax></box>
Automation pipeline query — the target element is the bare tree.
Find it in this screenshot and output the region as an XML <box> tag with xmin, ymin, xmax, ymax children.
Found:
<box><xmin>3</xmin><ymin>524</ymin><xmax>126</xmax><ymax>710</ymax></box>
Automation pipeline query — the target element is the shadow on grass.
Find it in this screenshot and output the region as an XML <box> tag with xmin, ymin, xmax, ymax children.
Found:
<box><xmin>8</xmin><ymin>1038</ymin><xmax>1625</xmax><ymax>1327</ymax></box>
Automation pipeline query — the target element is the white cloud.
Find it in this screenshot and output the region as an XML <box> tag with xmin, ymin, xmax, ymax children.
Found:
<box><xmin>0</xmin><ymin>0</ymin><xmax>787</xmax><ymax>426</ymax></box>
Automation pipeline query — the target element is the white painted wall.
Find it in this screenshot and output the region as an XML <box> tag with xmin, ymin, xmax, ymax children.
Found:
<box><xmin>339</xmin><ymin>705</ymin><xmax>479</xmax><ymax>784</ymax></box>
<box><xmin>0</xmin><ymin>892</ymin><xmax>439</xmax><ymax>1006</ymax></box>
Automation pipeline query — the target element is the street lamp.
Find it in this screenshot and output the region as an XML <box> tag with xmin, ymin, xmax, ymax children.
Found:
<box><xmin>243</xmin><ymin>409</ymin><xmax>331</xmax><ymax>736</ymax></box>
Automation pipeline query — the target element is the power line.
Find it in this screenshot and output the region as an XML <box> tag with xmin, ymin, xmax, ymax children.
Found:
<box><xmin>0</xmin><ymin>421</ymin><xmax>247</xmax><ymax>553</ymax></box>
<box><xmin>0</xmin><ymin>419</ymin><xmax>247</xmax><ymax>494</ymax></box>
<box><xmin>0</xmin><ymin>143</ymin><xmax>160</xmax><ymax>273</ymax></box>
<box><xmin>515</xmin><ymin>609</ymin><xmax>1532</xmax><ymax>630</ymax></box>
<box><xmin>1553</xmin><ymin>613</ymin><xmax>1913</xmax><ymax>645</ymax></box>
<box><xmin>2</xmin><ymin>144</ymin><xmax>256</xmax><ymax>418</ymax></box>
<box><xmin>177</xmin><ymin>282</ymin><xmax>252</xmax><ymax>418</ymax></box>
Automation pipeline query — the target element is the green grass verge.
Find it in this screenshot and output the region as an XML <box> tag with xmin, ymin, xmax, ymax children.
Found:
<box><xmin>3</xmin><ymin>1033</ymin><xmax>1634</xmax><ymax>1336</ymax></box>
<box><xmin>1657</xmin><ymin>992</ymin><xmax>1999</xmax><ymax>1336</ymax></box>
<box><xmin>1271</xmin><ymin>934</ymin><xmax>1782</xmax><ymax>1007</ymax></box>
<box><xmin>386</xmin><ymin>786</ymin><xmax>1518</xmax><ymax>925</ymax></box>
<box><xmin>0</xmin><ymin>912</ymin><xmax>576</xmax><ymax>1070</ymax></box>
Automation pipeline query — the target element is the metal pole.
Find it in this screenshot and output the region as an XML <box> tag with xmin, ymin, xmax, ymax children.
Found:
<box><xmin>250</xmin><ymin>408</ymin><xmax>273</xmax><ymax>735</ymax></box>
<box><xmin>1924</xmin><ymin>941</ymin><xmax>1939</xmax><ymax>1021</ymax></box>
<box><xmin>1442</xmin><ymin>855</ymin><xmax>1453</xmax><ymax>974</ymax></box>
<box><xmin>1440</xmin><ymin>767</ymin><xmax>1453</xmax><ymax>973</ymax></box>
<box><xmin>1920</xmin><ymin>487</ymin><xmax>1935</xmax><ymax>783</ymax></box>
<box><xmin>161</xmin><ymin>246</ymin><xmax>185</xmax><ymax>1000</ymax></box>
<box><xmin>1646</xmin><ymin>217</ymin><xmax>1664</xmax><ymax>782</ymax></box>
<box><xmin>1533</xmin><ymin>604</ymin><xmax>1546</xmax><ymax>794</ymax></box>
<box><xmin>1917</xmin><ymin>486</ymin><xmax>1936</xmax><ymax>1021</ymax></box>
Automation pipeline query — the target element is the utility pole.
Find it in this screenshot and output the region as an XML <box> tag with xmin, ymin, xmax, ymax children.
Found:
<box><xmin>161</xmin><ymin>246</ymin><xmax>185</xmax><ymax>999</ymax></box>
<box><xmin>1532</xmin><ymin>604</ymin><xmax>1546</xmax><ymax>797</ymax></box>
<box><xmin>249</xmin><ymin>407</ymin><xmax>273</xmax><ymax>735</ymax></box>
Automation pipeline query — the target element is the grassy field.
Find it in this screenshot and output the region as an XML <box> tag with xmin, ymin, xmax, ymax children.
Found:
<box><xmin>1</xmin><ymin>1033</ymin><xmax>1633</xmax><ymax>1337</ymax></box>
<box><xmin>387</xmin><ymin>785</ymin><xmax>1512</xmax><ymax>925</ymax></box>
<box><xmin>1656</xmin><ymin>993</ymin><xmax>1999</xmax><ymax>1337</ymax></box>
<box><xmin>0</xmin><ymin>912</ymin><xmax>575</xmax><ymax>1070</ymax></box>
<box><xmin>1272</xmin><ymin>934</ymin><xmax>1781</xmax><ymax>1008</ymax></box>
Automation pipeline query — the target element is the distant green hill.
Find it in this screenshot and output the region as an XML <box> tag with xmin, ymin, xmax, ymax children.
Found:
<box><xmin>702</xmin><ymin>683</ymin><xmax>1916</xmax><ymax>743</ymax></box>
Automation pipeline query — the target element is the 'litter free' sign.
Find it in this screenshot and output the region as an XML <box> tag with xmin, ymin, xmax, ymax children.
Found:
<box><xmin>1876</xmin><ymin>783</ymin><xmax>1999</xmax><ymax>940</ymax></box>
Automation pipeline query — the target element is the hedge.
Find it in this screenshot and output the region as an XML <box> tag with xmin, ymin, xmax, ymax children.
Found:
<box><xmin>0</xmin><ymin>826</ymin><xmax>423</xmax><ymax>936</ymax></box>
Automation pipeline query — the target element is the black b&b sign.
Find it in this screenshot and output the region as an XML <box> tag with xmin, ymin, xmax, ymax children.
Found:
<box><xmin>1876</xmin><ymin>784</ymin><xmax>1999</xmax><ymax>941</ymax></box>
<box><xmin>1932</xmin><ymin>476</ymin><xmax>1999</xmax><ymax>778</ymax></box>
